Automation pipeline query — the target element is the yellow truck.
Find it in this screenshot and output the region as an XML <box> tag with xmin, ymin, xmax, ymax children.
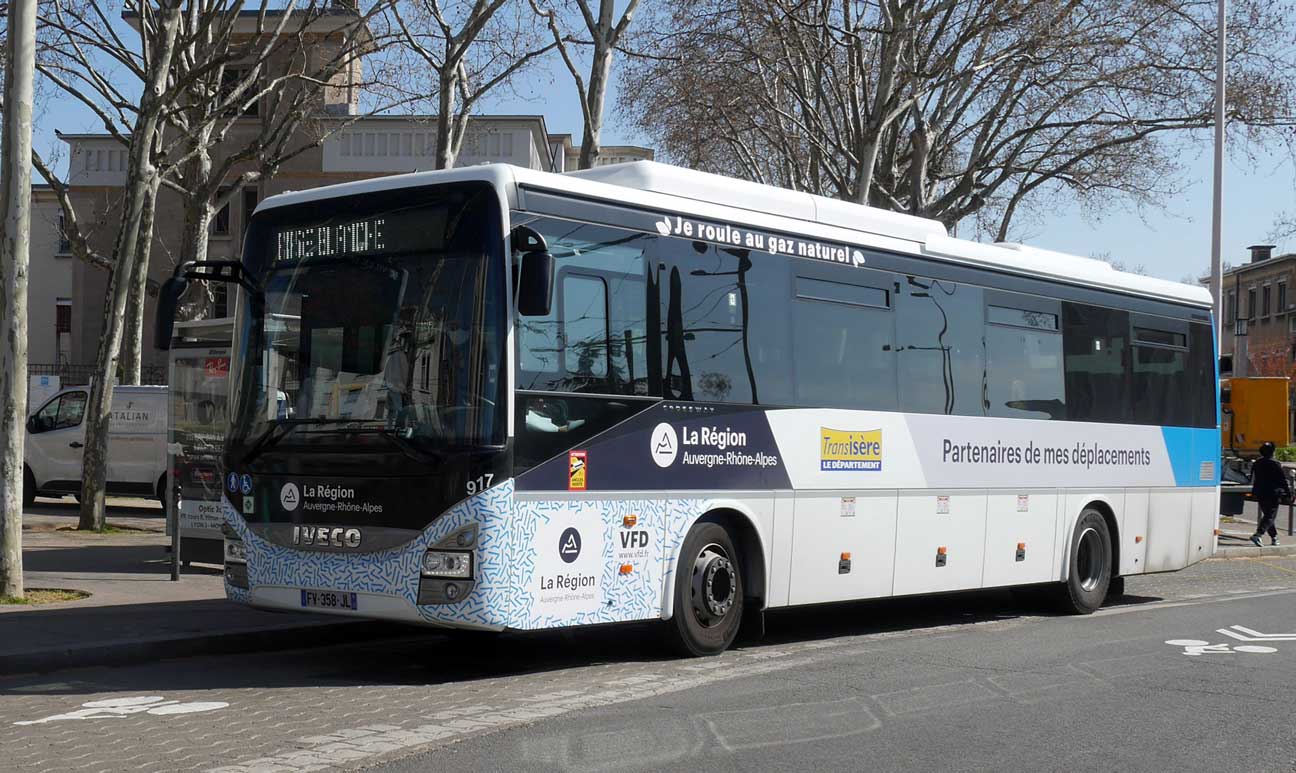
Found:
<box><xmin>1222</xmin><ymin>376</ymin><xmax>1290</xmax><ymax>455</ymax></box>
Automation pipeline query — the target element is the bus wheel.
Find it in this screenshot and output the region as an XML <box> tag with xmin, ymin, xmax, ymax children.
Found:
<box><xmin>23</xmin><ymin>466</ymin><xmax>36</xmax><ymax>509</ymax></box>
<box><xmin>668</xmin><ymin>522</ymin><xmax>744</xmax><ymax>657</ymax></box>
<box><xmin>1056</xmin><ymin>508</ymin><xmax>1112</xmax><ymax>614</ymax></box>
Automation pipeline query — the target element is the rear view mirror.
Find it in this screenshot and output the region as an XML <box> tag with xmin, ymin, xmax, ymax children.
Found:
<box><xmin>153</xmin><ymin>276</ymin><xmax>188</xmax><ymax>351</ymax></box>
<box><xmin>517</xmin><ymin>250</ymin><xmax>555</xmax><ymax>317</ymax></box>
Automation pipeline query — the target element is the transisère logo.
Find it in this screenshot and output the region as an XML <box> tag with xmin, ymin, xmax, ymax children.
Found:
<box><xmin>279</xmin><ymin>482</ymin><xmax>300</xmax><ymax>512</ymax></box>
<box><xmin>650</xmin><ymin>423</ymin><xmax>678</xmax><ymax>468</ymax></box>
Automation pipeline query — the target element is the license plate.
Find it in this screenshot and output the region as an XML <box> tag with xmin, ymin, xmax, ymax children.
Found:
<box><xmin>300</xmin><ymin>589</ymin><xmax>358</xmax><ymax>611</ymax></box>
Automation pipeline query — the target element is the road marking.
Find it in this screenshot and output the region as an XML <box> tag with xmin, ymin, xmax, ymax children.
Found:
<box><xmin>1254</xmin><ymin>559</ymin><xmax>1296</xmax><ymax>576</ymax></box>
<box><xmin>1218</xmin><ymin>625</ymin><xmax>1296</xmax><ymax>642</ymax></box>
<box><xmin>1095</xmin><ymin>587</ymin><xmax>1296</xmax><ymax>618</ymax></box>
<box><xmin>14</xmin><ymin>696</ymin><xmax>229</xmax><ymax>726</ymax></box>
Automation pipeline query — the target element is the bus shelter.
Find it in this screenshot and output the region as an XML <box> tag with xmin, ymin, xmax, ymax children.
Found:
<box><xmin>167</xmin><ymin>318</ymin><xmax>235</xmax><ymax>567</ymax></box>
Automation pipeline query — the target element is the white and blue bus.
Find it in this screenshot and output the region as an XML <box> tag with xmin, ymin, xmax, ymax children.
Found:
<box><xmin>155</xmin><ymin>162</ymin><xmax>1220</xmax><ymax>656</ymax></box>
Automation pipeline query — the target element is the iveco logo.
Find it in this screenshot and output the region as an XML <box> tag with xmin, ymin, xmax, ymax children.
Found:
<box><xmin>292</xmin><ymin>526</ymin><xmax>362</xmax><ymax>549</ymax></box>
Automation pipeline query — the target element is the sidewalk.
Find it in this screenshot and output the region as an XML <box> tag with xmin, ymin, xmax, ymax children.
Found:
<box><xmin>1215</xmin><ymin>500</ymin><xmax>1296</xmax><ymax>558</ymax></box>
<box><xmin>1</xmin><ymin>498</ymin><xmax>400</xmax><ymax>676</ymax></box>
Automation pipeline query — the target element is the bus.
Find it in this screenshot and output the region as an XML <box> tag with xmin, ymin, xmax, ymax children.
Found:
<box><xmin>154</xmin><ymin>161</ymin><xmax>1220</xmax><ymax>656</ymax></box>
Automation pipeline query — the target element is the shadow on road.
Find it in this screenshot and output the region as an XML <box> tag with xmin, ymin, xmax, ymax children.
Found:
<box><xmin>27</xmin><ymin>498</ymin><xmax>164</xmax><ymax>519</ymax></box>
<box><xmin>0</xmin><ymin>585</ymin><xmax>1168</xmax><ymax>697</ymax></box>
<box><xmin>20</xmin><ymin>544</ymin><xmax>220</xmax><ymax>576</ymax></box>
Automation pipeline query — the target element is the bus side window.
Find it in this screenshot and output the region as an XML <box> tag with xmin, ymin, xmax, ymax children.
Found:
<box><xmin>791</xmin><ymin>273</ymin><xmax>896</xmax><ymax>411</ymax></box>
<box><xmin>985</xmin><ymin>303</ymin><xmax>1065</xmax><ymax>419</ymax></box>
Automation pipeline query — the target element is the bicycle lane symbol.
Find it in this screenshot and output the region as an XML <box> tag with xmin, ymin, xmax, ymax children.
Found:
<box><xmin>1166</xmin><ymin>625</ymin><xmax>1296</xmax><ymax>656</ymax></box>
<box><xmin>13</xmin><ymin>696</ymin><xmax>229</xmax><ymax>726</ymax></box>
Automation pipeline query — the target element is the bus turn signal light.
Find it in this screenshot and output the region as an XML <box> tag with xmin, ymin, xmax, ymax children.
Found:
<box><xmin>619</xmin><ymin>564</ymin><xmax>633</xmax><ymax>575</ymax></box>
<box><xmin>1135</xmin><ymin>535</ymin><xmax>1144</xmax><ymax>544</ymax></box>
<box><xmin>623</xmin><ymin>514</ymin><xmax>638</xmax><ymax>528</ymax></box>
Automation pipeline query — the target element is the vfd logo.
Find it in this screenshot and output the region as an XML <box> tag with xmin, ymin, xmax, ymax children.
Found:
<box><xmin>620</xmin><ymin>531</ymin><xmax>648</xmax><ymax>549</ymax></box>
<box><xmin>558</xmin><ymin>527</ymin><xmax>582</xmax><ymax>563</ymax></box>
<box><xmin>820</xmin><ymin>427</ymin><xmax>883</xmax><ymax>471</ymax></box>
<box><xmin>650</xmin><ymin>423</ymin><xmax>678</xmax><ymax>468</ymax></box>
<box><xmin>279</xmin><ymin>482</ymin><xmax>300</xmax><ymax>511</ymax></box>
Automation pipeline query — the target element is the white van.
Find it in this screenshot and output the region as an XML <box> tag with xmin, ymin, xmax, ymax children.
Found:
<box><xmin>23</xmin><ymin>385</ymin><xmax>169</xmax><ymax>507</ymax></box>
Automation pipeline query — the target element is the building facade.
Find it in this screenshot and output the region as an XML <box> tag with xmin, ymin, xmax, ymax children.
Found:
<box><xmin>29</xmin><ymin>8</ymin><xmax>651</xmax><ymax>381</ymax></box>
<box><xmin>1219</xmin><ymin>244</ymin><xmax>1296</xmax><ymax>377</ymax></box>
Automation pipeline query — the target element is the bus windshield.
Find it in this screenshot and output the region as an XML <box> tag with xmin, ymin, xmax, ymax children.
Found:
<box><xmin>229</xmin><ymin>183</ymin><xmax>507</xmax><ymax>468</ymax></box>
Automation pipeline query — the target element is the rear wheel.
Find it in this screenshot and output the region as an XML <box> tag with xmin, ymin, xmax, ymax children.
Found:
<box><xmin>1056</xmin><ymin>508</ymin><xmax>1112</xmax><ymax>614</ymax></box>
<box><xmin>666</xmin><ymin>522</ymin><xmax>744</xmax><ymax>657</ymax></box>
<box><xmin>23</xmin><ymin>466</ymin><xmax>36</xmax><ymax>509</ymax></box>
<box><xmin>156</xmin><ymin>473</ymin><xmax>168</xmax><ymax>504</ymax></box>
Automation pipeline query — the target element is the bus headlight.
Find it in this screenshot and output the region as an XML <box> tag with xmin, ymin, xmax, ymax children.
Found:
<box><xmin>421</xmin><ymin>550</ymin><xmax>472</xmax><ymax>578</ymax></box>
<box><xmin>224</xmin><ymin>537</ymin><xmax>247</xmax><ymax>564</ymax></box>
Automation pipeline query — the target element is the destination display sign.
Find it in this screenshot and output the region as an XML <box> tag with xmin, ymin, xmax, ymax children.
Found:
<box><xmin>273</xmin><ymin>205</ymin><xmax>446</xmax><ymax>264</ymax></box>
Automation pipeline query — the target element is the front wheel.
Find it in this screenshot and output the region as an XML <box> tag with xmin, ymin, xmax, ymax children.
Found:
<box><xmin>666</xmin><ymin>522</ymin><xmax>744</xmax><ymax>657</ymax></box>
<box><xmin>1056</xmin><ymin>508</ymin><xmax>1112</xmax><ymax>614</ymax></box>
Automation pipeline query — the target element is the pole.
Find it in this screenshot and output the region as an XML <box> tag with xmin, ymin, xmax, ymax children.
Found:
<box><xmin>1209</xmin><ymin>0</ymin><xmax>1226</xmax><ymax>345</ymax></box>
<box><xmin>1</xmin><ymin>0</ymin><xmax>38</xmax><ymax>601</ymax></box>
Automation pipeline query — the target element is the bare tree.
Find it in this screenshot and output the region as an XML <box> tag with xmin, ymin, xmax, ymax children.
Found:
<box><xmin>1</xmin><ymin>0</ymin><xmax>38</xmax><ymax>600</ymax></box>
<box><xmin>386</xmin><ymin>0</ymin><xmax>554</xmax><ymax>169</ymax></box>
<box><xmin>621</xmin><ymin>0</ymin><xmax>1296</xmax><ymax>239</ymax></box>
<box><xmin>531</xmin><ymin>0</ymin><xmax>643</xmax><ymax>169</ymax></box>
<box><xmin>159</xmin><ymin>0</ymin><xmax>398</xmax><ymax>323</ymax></box>
<box><xmin>33</xmin><ymin>0</ymin><xmax>186</xmax><ymax>530</ymax></box>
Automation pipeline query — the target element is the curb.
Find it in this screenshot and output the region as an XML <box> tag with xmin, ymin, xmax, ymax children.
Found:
<box><xmin>0</xmin><ymin>620</ymin><xmax>410</xmax><ymax>677</ymax></box>
<box><xmin>1212</xmin><ymin>543</ymin><xmax>1296</xmax><ymax>559</ymax></box>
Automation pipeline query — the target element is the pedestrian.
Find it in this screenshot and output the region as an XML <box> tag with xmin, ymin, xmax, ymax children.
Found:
<box><xmin>1250</xmin><ymin>441</ymin><xmax>1288</xmax><ymax>547</ymax></box>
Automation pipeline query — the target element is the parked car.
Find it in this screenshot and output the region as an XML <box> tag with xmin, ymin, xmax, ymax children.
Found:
<box><xmin>23</xmin><ymin>385</ymin><xmax>169</xmax><ymax>507</ymax></box>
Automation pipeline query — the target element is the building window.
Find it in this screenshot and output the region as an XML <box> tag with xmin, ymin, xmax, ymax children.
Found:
<box><xmin>211</xmin><ymin>188</ymin><xmax>232</xmax><ymax>236</ymax></box>
<box><xmin>212</xmin><ymin>283</ymin><xmax>228</xmax><ymax>319</ymax></box>
<box><xmin>1280</xmin><ymin>282</ymin><xmax>1288</xmax><ymax>314</ymax></box>
<box><xmin>56</xmin><ymin>298</ymin><xmax>72</xmax><ymax>364</ymax></box>
<box><xmin>55</xmin><ymin>299</ymin><xmax>71</xmax><ymax>334</ymax></box>
<box><xmin>1248</xmin><ymin>288</ymin><xmax>1257</xmax><ymax>319</ymax></box>
<box><xmin>220</xmin><ymin>67</ymin><xmax>259</xmax><ymax>116</ymax></box>
<box><xmin>57</xmin><ymin>213</ymin><xmax>70</xmax><ymax>254</ymax></box>
<box><xmin>1263</xmin><ymin>285</ymin><xmax>1272</xmax><ymax>317</ymax></box>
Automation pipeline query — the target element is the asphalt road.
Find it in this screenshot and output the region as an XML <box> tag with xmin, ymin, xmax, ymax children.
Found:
<box><xmin>4</xmin><ymin>557</ymin><xmax>1296</xmax><ymax>772</ymax></box>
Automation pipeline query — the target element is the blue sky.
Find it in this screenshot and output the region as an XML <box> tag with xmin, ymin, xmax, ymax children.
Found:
<box><xmin>36</xmin><ymin>32</ymin><xmax>1295</xmax><ymax>288</ymax></box>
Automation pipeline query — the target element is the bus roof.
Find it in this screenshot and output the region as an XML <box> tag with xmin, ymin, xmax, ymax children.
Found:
<box><xmin>257</xmin><ymin>162</ymin><xmax>1212</xmax><ymax>310</ymax></box>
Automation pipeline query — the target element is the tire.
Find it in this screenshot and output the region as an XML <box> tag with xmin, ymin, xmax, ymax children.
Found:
<box><xmin>1056</xmin><ymin>508</ymin><xmax>1112</xmax><ymax>614</ymax></box>
<box><xmin>666</xmin><ymin>521</ymin><xmax>744</xmax><ymax>657</ymax></box>
<box><xmin>23</xmin><ymin>466</ymin><xmax>36</xmax><ymax>509</ymax></box>
<box><xmin>156</xmin><ymin>473</ymin><xmax>168</xmax><ymax>504</ymax></box>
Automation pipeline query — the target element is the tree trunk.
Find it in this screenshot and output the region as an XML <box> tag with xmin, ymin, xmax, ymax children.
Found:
<box><xmin>0</xmin><ymin>0</ymin><xmax>37</xmax><ymax>598</ymax></box>
<box><xmin>120</xmin><ymin>175</ymin><xmax>160</xmax><ymax>385</ymax></box>
<box><xmin>578</xmin><ymin>42</ymin><xmax>612</xmax><ymax>170</ymax></box>
<box><xmin>79</xmin><ymin>2</ymin><xmax>183</xmax><ymax>531</ymax></box>
<box><xmin>435</xmin><ymin>72</ymin><xmax>458</xmax><ymax>170</ymax></box>
<box><xmin>175</xmin><ymin>195</ymin><xmax>216</xmax><ymax>321</ymax></box>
